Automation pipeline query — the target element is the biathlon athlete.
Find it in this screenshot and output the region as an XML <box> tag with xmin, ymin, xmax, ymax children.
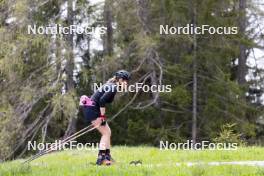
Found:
<box><xmin>80</xmin><ymin>70</ymin><xmax>130</xmax><ymax>165</ymax></box>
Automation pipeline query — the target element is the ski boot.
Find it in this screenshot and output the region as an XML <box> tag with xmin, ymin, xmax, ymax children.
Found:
<box><xmin>96</xmin><ymin>154</ymin><xmax>105</xmax><ymax>165</ymax></box>
<box><xmin>103</xmin><ymin>154</ymin><xmax>114</xmax><ymax>166</ymax></box>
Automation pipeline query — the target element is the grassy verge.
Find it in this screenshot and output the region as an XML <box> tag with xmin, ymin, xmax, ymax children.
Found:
<box><xmin>1</xmin><ymin>146</ymin><xmax>264</xmax><ymax>176</ymax></box>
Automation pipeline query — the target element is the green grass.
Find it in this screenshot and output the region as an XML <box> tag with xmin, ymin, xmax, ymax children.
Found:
<box><xmin>1</xmin><ymin>146</ymin><xmax>264</xmax><ymax>176</ymax></box>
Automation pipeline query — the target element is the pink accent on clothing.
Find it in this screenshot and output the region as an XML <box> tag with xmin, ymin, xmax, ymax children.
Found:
<box><xmin>79</xmin><ymin>95</ymin><xmax>95</xmax><ymax>106</ymax></box>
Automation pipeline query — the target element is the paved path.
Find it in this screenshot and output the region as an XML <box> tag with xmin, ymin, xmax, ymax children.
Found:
<box><xmin>31</xmin><ymin>160</ymin><xmax>264</xmax><ymax>167</ymax></box>
<box><xmin>183</xmin><ymin>161</ymin><xmax>264</xmax><ymax>167</ymax></box>
<box><xmin>135</xmin><ymin>161</ymin><xmax>264</xmax><ymax>167</ymax></box>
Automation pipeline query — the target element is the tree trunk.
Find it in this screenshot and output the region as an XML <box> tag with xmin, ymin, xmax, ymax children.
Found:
<box><xmin>104</xmin><ymin>0</ymin><xmax>113</xmax><ymax>56</ymax></box>
<box><xmin>237</xmin><ymin>0</ymin><xmax>247</xmax><ymax>85</ymax></box>
<box><xmin>101</xmin><ymin>0</ymin><xmax>114</xmax><ymax>82</ymax></box>
<box><xmin>64</xmin><ymin>0</ymin><xmax>76</xmax><ymax>137</ymax></box>
<box><xmin>65</xmin><ymin>0</ymin><xmax>74</xmax><ymax>91</ymax></box>
<box><xmin>191</xmin><ymin>0</ymin><xmax>197</xmax><ymax>145</ymax></box>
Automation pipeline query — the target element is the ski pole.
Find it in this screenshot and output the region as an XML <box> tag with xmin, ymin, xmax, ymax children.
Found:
<box><xmin>23</xmin><ymin>124</ymin><xmax>96</xmax><ymax>164</ymax></box>
<box><xmin>23</xmin><ymin>125</ymin><xmax>96</xmax><ymax>163</ymax></box>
